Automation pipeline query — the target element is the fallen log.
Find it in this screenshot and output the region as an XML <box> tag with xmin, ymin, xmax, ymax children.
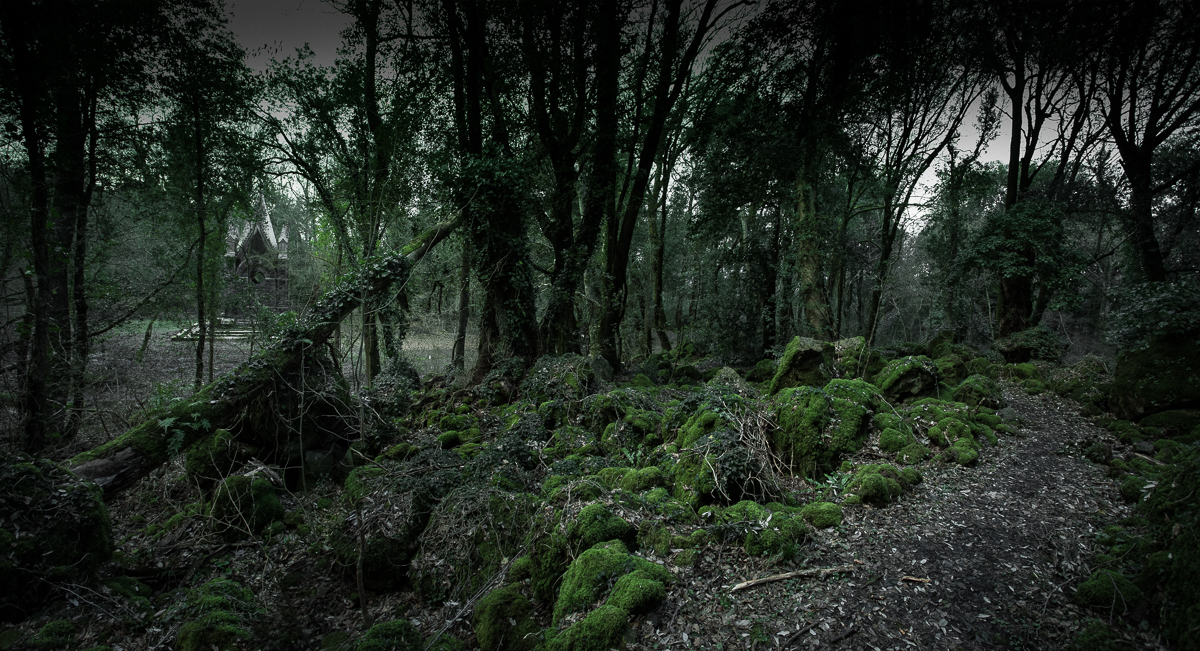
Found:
<box><xmin>70</xmin><ymin>217</ymin><xmax>460</xmax><ymax>497</ymax></box>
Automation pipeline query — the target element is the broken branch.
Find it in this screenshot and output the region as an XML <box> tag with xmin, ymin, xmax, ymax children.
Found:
<box><xmin>730</xmin><ymin>565</ymin><xmax>854</xmax><ymax>593</ymax></box>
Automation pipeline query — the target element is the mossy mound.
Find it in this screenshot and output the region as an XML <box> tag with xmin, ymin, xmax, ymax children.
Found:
<box><xmin>872</xmin><ymin>356</ymin><xmax>939</xmax><ymax>403</ymax></box>
<box><xmin>568</xmin><ymin>504</ymin><xmax>635</xmax><ymax>550</ymax></box>
<box><xmin>336</xmin><ymin>455</ymin><xmax>464</xmax><ymax>590</ymax></box>
<box><xmin>411</xmin><ymin>489</ymin><xmax>537</xmax><ymax>604</ymax></box>
<box><xmin>355</xmin><ymin>619</ymin><xmax>422</xmax><ymax>651</ymax></box>
<box><xmin>1074</xmin><ymin>569</ymin><xmax>1142</xmax><ymax>613</ymax></box>
<box><xmin>934</xmin><ymin>355</ymin><xmax>967</xmax><ymax>385</ymax></box>
<box><xmin>768</xmin><ymin>336</ymin><xmax>833</xmax><ymax>396</ymax></box>
<box><xmin>896</xmin><ymin>443</ymin><xmax>929</xmax><ymax>465</ymax></box>
<box><xmin>546</xmin><ymin>604</ymin><xmax>627</xmax><ymax>651</ymax></box>
<box><xmin>708</xmin><ymin>367</ymin><xmax>757</xmax><ymax>397</ymax></box>
<box><xmin>953</xmin><ymin>374</ymin><xmax>1004</xmax><ymax>409</ymax></box>
<box><xmin>798</xmin><ymin>501</ymin><xmax>842</xmax><ymax>528</ymax></box>
<box><xmin>843</xmin><ymin>464</ymin><xmax>920</xmax><ymax>505</ymax></box>
<box><xmin>176</xmin><ymin>577</ymin><xmax>257</xmax><ymax>651</ymax></box>
<box><xmin>823</xmin><ymin>378</ymin><xmax>882</xmax><ymax>411</ymax></box>
<box><xmin>771</xmin><ymin>386</ymin><xmax>869</xmax><ymax>478</ymax></box>
<box><xmin>833</xmin><ymin>337</ymin><xmax>886</xmax><ymax>379</ymax></box>
<box><xmin>1065</xmin><ymin>618</ymin><xmax>1122</xmax><ymax>651</ymax></box>
<box><xmin>619</xmin><ymin>466</ymin><xmax>665</xmax><ymax>492</ymax></box>
<box><xmin>713</xmin><ymin>501</ymin><xmax>807</xmax><ymax>557</ymax></box>
<box><xmin>878</xmin><ymin>428</ymin><xmax>911</xmax><ymax>453</ymax></box>
<box><xmin>552</xmin><ymin>540</ymin><xmax>672</xmax><ymax>627</ymax></box>
<box><xmin>1139</xmin><ymin>409</ymin><xmax>1200</xmax><ymax>437</ymax></box>
<box><xmin>210</xmin><ymin>476</ymin><xmax>284</xmax><ymax>542</ymax></box>
<box><xmin>927</xmin><ymin>417</ymin><xmax>971</xmax><ymax>447</ymax></box>
<box><xmin>0</xmin><ymin>454</ymin><xmax>112</xmax><ymax>620</ymax></box>
<box><xmin>473</xmin><ymin>584</ymin><xmax>540</xmax><ymax>651</ymax></box>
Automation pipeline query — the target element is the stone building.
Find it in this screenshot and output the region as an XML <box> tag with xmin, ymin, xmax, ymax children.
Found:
<box><xmin>225</xmin><ymin>195</ymin><xmax>289</xmax><ymax>314</ymax></box>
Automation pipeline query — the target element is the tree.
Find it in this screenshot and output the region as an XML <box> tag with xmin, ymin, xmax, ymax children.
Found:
<box><xmin>1095</xmin><ymin>0</ymin><xmax>1200</xmax><ymax>282</ymax></box>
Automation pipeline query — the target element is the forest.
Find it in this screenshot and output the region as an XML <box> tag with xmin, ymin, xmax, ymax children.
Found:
<box><xmin>1</xmin><ymin>0</ymin><xmax>1198</xmax><ymax>650</ymax></box>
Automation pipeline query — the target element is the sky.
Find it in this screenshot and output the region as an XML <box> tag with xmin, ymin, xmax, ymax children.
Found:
<box><xmin>227</xmin><ymin>0</ymin><xmax>350</xmax><ymax>71</ymax></box>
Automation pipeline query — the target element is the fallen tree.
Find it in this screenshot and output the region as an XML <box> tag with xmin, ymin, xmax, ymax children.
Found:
<box><xmin>70</xmin><ymin>217</ymin><xmax>461</xmax><ymax>497</ymax></box>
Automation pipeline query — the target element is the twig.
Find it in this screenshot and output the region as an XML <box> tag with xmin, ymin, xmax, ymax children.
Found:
<box><xmin>357</xmin><ymin>500</ymin><xmax>373</xmax><ymax>629</ymax></box>
<box><xmin>1132</xmin><ymin>452</ymin><xmax>1165</xmax><ymax>466</ymax></box>
<box><xmin>730</xmin><ymin>565</ymin><xmax>854</xmax><ymax>592</ymax></box>
<box><xmin>900</xmin><ymin>576</ymin><xmax>930</xmax><ymax>583</ymax></box>
<box><xmin>781</xmin><ymin>621</ymin><xmax>818</xmax><ymax>647</ymax></box>
<box><xmin>828</xmin><ymin>623</ymin><xmax>857</xmax><ymax>643</ymax></box>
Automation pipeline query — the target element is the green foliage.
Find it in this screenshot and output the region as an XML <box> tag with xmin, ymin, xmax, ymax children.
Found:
<box><xmin>1074</xmin><ymin>569</ymin><xmax>1142</xmax><ymax>613</ymax></box>
<box><xmin>1107</xmin><ymin>279</ymin><xmax>1200</xmax><ymax>352</ymax></box>
<box><xmin>176</xmin><ymin>578</ymin><xmax>258</xmax><ymax>651</ymax></box>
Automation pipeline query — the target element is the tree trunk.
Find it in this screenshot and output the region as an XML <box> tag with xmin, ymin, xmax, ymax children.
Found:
<box><xmin>69</xmin><ymin>217</ymin><xmax>459</xmax><ymax>497</ymax></box>
<box><xmin>452</xmin><ymin>238</ymin><xmax>471</xmax><ymax>369</ymax></box>
<box><xmin>1123</xmin><ymin>159</ymin><xmax>1168</xmax><ymax>282</ymax></box>
<box><xmin>796</xmin><ymin>171</ymin><xmax>832</xmax><ymax>339</ymax></box>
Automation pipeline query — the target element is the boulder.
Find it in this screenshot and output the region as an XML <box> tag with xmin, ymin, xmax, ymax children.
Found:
<box><xmin>769</xmin><ymin>336</ymin><xmax>833</xmax><ymax>395</ymax></box>
<box><xmin>992</xmin><ymin>326</ymin><xmax>1066</xmax><ymax>363</ymax></box>
<box><xmin>872</xmin><ymin>356</ymin><xmax>939</xmax><ymax>403</ymax></box>
<box><xmin>1110</xmin><ymin>332</ymin><xmax>1200</xmax><ymax>419</ymax></box>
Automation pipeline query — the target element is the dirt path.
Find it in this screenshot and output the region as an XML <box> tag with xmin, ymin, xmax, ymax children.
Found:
<box><xmin>639</xmin><ymin>386</ymin><xmax>1161</xmax><ymax>651</ymax></box>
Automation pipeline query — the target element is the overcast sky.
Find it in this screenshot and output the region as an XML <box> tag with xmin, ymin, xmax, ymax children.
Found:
<box><xmin>227</xmin><ymin>0</ymin><xmax>350</xmax><ymax>70</ymax></box>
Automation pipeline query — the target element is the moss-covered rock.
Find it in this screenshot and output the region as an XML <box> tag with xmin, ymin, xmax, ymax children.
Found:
<box><xmin>1065</xmin><ymin>618</ymin><xmax>1122</xmax><ymax>651</ymax></box>
<box><xmin>708</xmin><ymin>367</ymin><xmax>757</xmax><ymax>397</ymax></box>
<box><xmin>355</xmin><ymin>620</ymin><xmax>422</xmax><ymax>651</ymax></box>
<box><xmin>769</xmin><ymin>336</ymin><xmax>833</xmax><ymax>396</ymax></box>
<box><xmin>934</xmin><ymin>355</ymin><xmax>967</xmax><ymax>385</ymax></box>
<box><xmin>714</xmin><ymin>501</ymin><xmax>806</xmax><ymax>557</ymax></box>
<box><xmin>552</xmin><ymin>540</ymin><xmax>671</xmax><ymax>626</ymax></box>
<box><xmin>798</xmin><ymin>501</ymin><xmax>842</xmax><ymax>528</ymax></box>
<box><xmin>547</xmin><ymin>604</ymin><xmax>628</xmax><ymax>651</ymax></box>
<box><xmin>606</xmin><ymin>569</ymin><xmax>667</xmax><ymax>615</ymax></box>
<box><xmin>878</xmin><ymin>428</ymin><xmax>910</xmax><ymax>453</ymax></box>
<box><xmin>1074</xmin><ymin>569</ymin><xmax>1143</xmax><ymax>613</ymax></box>
<box><xmin>872</xmin><ymin>356</ymin><xmax>939</xmax><ymax>403</ymax></box>
<box><xmin>941</xmin><ymin>436</ymin><xmax>980</xmax><ymax>466</ymax></box>
<box><xmin>927</xmin><ymin>418</ymin><xmax>971</xmax><ymax>447</ymax></box>
<box><xmin>519</xmin><ymin>354</ymin><xmax>594</xmax><ymax>406</ymax></box>
<box><xmin>568</xmin><ymin>504</ymin><xmax>635</xmax><ymax>550</ymax></box>
<box><xmin>0</xmin><ymin>454</ymin><xmax>112</xmax><ymax>620</ymax></box>
<box><xmin>771</xmin><ymin>387</ymin><xmax>835</xmax><ymax>478</ymax></box>
<box><xmin>843</xmin><ymin>464</ymin><xmax>918</xmax><ymax>505</ymax></box>
<box><xmin>473</xmin><ymin>584</ymin><xmax>539</xmax><ymax>651</ymax></box>
<box><xmin>897</xmin><ymin>443</ymin><xmax>929</xmax><ymax>465</ymax></box>
<box><xmin>210</xmin><ymin>476</ymin><xmax>284</xmax><ymax>541</ymax></box>
<box><xmin>953</xmin><ymin>374</ymin><xmax>1004</xmax><ymax>409</ymax></box>
<box><xmin>619</xmin><ymin>467</ymin><xmax>665</xmax><ymax>492</ymax></box>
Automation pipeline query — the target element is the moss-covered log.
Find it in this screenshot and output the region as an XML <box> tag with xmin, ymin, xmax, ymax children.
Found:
<box><xmin>69</xmin><ymin>218</ymin><xmax>460</xmax><ymax>496</ymax></box>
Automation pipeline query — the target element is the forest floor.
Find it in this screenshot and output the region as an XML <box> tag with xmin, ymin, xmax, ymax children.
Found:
<box><xmin>0</xmin><ymin>336</ymin><xmax>1167</xmax><ymax>650</ymax></box>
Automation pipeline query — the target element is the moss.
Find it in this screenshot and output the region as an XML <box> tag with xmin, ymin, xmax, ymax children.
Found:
<box><xmin>746</xmin><ymin>359</ymin><xmax>777</xmax><ymax>383</ymax></box>
<box><xmin>1119</xmin><ymin>475</ymin><xmax>1146</xmax><ymax>503</ymax></box>
<box><xmin>942</xmin><ymin>437</ymin><xmax>980</xmax><ymax>466</ymax></box>
<box><xmin>771</xmin><ymin>387</ymin><xmax>832</xmax><ymax>477</ymax></box>
<box><xmin>927</xmin><ymin>417</ymin><xmax>971</xmax><ymax>447</ymax></box>
<box><xmin>669</xmin><ymin>450</ymin><xmax>719</xmax><ymax>509</ymax></box>
<box><xmin>345</xmin><ymin>466</ymin><xmax>386</xmax><ymax>502</ymax></box>
<box><xmin>33</xmin><ymin>620</ymin><xmax>74</xmax><ymax>651</ymax></box>
<box><xmin>878</xmin><ymin>428</ymin><xmax>909</xmax><ymax>453</ymax></box>
<box><xmin>672</xmin><ymin>548</ymin><xmax>699</xmax><ymax>568</ymax></box>
<box><xmin>846</xmin><ymin>464</ymin><xmax>914</xmax><ymax>505</ymax></box>
<box><xmin>606</xmin><ymin>569</ymin><xmax>667</xmax><ymax>615</ymax></box>
<box><xmin>547</xmin><ymin>604</ymin><xmax>628</xmax><ymax>651</ymax></box>
<box><xmin>473</xmin><ymin>584</ymin><xmax>539</xmax><ymax>651</ymax></box>
<box><xmin>717</xmin><ymin>501</ymin><xmax>806</xmax><ymax>556</ymax></box>
<box><xmin>677</xmin><ymin>410</ymin><xmax>727</xmax><ymax>449</ymax></box>
<box><xmin>1074</xmin><ymin>569</ymin><xmax>1143</xmax><ymax>613</ymax></box>
<box><xmin>619</xmin><ymin>467</ymin><xmax>664</xmax><ymax>492</ymax></box>
<box><xmin>568</xmin><ymin>504</ymin><xmax>634</xmax><ymax>549</ymax></box>
<box><xmin>1005</xmin><ymin>363</ymin><xmax>1040</xmax><ymax>380</ymax></box>
<box><xmin>823</xmin><ymin>378</ymin><xmax>882</xmax><ymax>411</ymax></box>
<box><xmin>177</xmin><ymin>578</ymin><xmax>257</xmax><ymax>651</ymax></box>
<box><xmin>630</xmin><ymin>373</ymin><xmax>654</xmax><ymax>388</ymax></box>
<box><xmin>953</xmin><ymin>374</ymin><xmax>1003</xmax><ymax>409</ymax></box>
<box><xmin>897</xmin><ymin>443</ymin><xmax>929</xmax><ymax>465</ymax></box>
<box><xmin>355</xmin><ymin>620</ymin><xmax>422</xmax><ymax>651</ymax></box>
<box><xmin>872</xmin><ymin>356</ymin><xmax>938</xmax><ymax>402</ymax></box>
<box><xmin>509</xmin><ymin>556</ymin><xmax>533</xmax><ymax>583</ymax></box>
<box><xmin>934</xmin><ymin>355</ymin><xmax>967</xmax><ymax>385</ymax></box>
<box><xmin>769</xmin><ymin>336</ymin><xmax>833</xmax><ymax>396</ymax></box>
<box><xmin>552</xmin><ymin>540</ymin><xmax>671</xmax><ymax>626</ymax></box>
<box><xmin>210</xmin><ymin>476</ymin><xmax>284</xmax><ymax>541</ymax></box>
<box><xmin>595</xmin><ymin>466</ymin><xmax>633</xmax><ymax>489</ymax></box>
<box><xmin>527</xmin><ymin>533</ymin><xmax>572</xmax><ymax>604</ymax></box>
<box><xmin>378</xmin><ymin>442</ymin><xmax>420</xmax><ymax>462</ymax></box>
<box><xmin>1110</xmin><ymin>332</ymin><xmax>1200</xmax><ymax>419</ymax></box>
<box><xmin>1065</xmin><ymin>618</ymin><xmax>1121</xmax><ymax>651</ymax></box>
<box><xmin>641</xmin><ymin>488</ymin><xmax>696</xmax><ymax>523</ymax></box>
<box><xmin>798</xmin><ymin>502</ymin><xmax>842</xmax><ymax>528</ymax></box>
